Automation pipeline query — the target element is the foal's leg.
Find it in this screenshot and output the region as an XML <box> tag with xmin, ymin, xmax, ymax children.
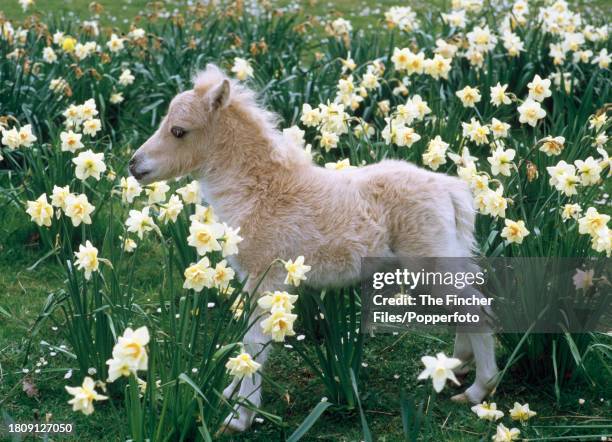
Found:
<box><xmin>451</xmin><ymin>332</ymin><xmax>498</xmax><ymax>404</ymax></box>
<box><xmin>452</xmin><ymin>333</ymin><xmax>473</xmax><ymax>378</ymax></box>
<box><xmin>221</xmin><ymin>273</ymin><xmax>284</xmax><ymax>433</ymax></box>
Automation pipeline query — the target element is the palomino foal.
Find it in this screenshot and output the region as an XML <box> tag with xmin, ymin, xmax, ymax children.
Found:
<box><xmin>129</xmin><ymin>64</ymin><xmax>498</xmax><ymax>432</ymax></box>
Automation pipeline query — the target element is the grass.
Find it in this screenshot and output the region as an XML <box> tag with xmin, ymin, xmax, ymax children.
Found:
<box><xmin>1</xmin><ymin>218</ymin><xmax>610</xmax><ymax>440</ymax></box>
<box><xmin>1</xmin><ymin>0</ymin><xmax>611</xmax><ymax>441</ymax></box>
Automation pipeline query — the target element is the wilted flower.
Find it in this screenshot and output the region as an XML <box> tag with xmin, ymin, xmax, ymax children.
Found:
<box><xmin>508</xmin><ymin>402</ymin><xmax>537</xmax><ymax>422</ymax></box>
<box><xmin>492</xmin><ymin>423</ymin><xmax>520</xmax><ymax>442</ymax></box>
<box><xmin>472</xmin><ymin>402</ymin><xmax>504</xmax><ymax>421</ymax></box>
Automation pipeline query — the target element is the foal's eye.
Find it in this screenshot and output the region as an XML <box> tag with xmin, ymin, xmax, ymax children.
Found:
<box><xmin>171</xmin><ymin>126</ymin><xmax>187</xmax><ymax>139</ymax></box>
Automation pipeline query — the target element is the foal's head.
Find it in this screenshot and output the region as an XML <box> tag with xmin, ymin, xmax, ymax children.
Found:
<box><xmin>129</xmin><ymin>64</ymin><xmax>233</xmax><ymax>184</ymax></box>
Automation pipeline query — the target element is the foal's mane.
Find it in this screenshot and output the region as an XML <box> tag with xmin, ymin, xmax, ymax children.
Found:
<box><xmin>193</xmin><ymin>64</ymin><xmax>310</xmax><ymax>167</ymax></box>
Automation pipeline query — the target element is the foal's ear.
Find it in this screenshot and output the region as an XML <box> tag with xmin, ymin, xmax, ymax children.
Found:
<box><xmin>210</xmin><ymin>79</ymin><xmax>230</xmax><ymax>110</ymax></box>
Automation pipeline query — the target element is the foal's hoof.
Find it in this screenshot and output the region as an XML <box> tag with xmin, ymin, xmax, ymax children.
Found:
<box><xmin>215</xmin><ymin>424</ymin><xmax>243</xmax><ymax>438</ymax></box>
<box><xmin>451</xmin><ymin>392</ymin><xmax>470</xmax><ymax>403</ymax></box>
<box><xmin>451</xmin><ymin>383</ymin><xmax>495</xmax><ymax>404</ymax></box>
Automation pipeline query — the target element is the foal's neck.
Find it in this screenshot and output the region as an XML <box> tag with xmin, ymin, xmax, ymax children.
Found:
<box><xmin>196</xmin><ymin>105</ymin><xmax>306</xmax><ymax>227</ymax></box>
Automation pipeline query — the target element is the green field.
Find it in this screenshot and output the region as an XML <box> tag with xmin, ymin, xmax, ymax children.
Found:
<box><xmin>1</xmin><ymin>0</ymin><xmax>611</xmax><ymax>441</ymax></box>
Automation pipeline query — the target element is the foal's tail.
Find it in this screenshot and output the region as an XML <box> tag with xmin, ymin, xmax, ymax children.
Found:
<box><xmin>449</xmin><ymin>181</ymin><xmax>477</xmax><ymax>255</ymax></box>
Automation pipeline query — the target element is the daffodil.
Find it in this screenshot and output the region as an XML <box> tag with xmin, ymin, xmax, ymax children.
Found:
<box><xmin>578</xmin><ymin>207</ymin><xmax>610</xmax><ymax>237</ymax></box>
<box><xmin>517</xmin><ymin>99</ymin><xmax>546</xmax><ymax>127</ymax></box>
<box><xmin>260</xmin><ymin>310</ymin><xmax>297</xmax><ymax>342</ymax></box>
<box><xmin>212</xmin><ymin>259</ymin><xmax>235</xmax><ymax>290</ymax></box>
<box><xmin>226</xmin><ymin>352</ymin><xmax>261</xmax><ymax>379</ymax></box>
<box><xmin>487</xmin><ymin>147</ymin><xmax>515</xmax><ymax>176</ymax></box>
<box><xmin>65</xmin><ymin>376</ymin><xmax>107</xmax><ymax>415</ymax></box>
<box><xmin>325</xmin><ymin>158</ymin><xmax>355</xmax><ymax>170</ymax></box>
<box><xmin>17</xmin><ymin>124</ymin><xmax>37</xmax><ymax>147</ymax></box>
<box><xmin>74</xmin><ymin>241</ymin><xmax>99</xmax><ymax>280</ymax></box>
<box><xmin>417</xmin><ymin>352</ymin><xmax>461</xmax><ymax>392</ymax></box>
<box><xmin>284</xmin><ymin>256</ymin><xmax>311</xmax><ymax>287</ymax></box>
<box><xmin>60</xmin><ymin>130</ymin><xmax>84</xmax><ymax>153</ymax></box>
<box><xmin>120</xmin><ymin>176</ymin><xmax>142</xmax><ymax>203</ymax></box>
<box><xmin>51</xmin><ymin>185</ymin><xmax>72</xmax><ymax>211</ymax></box>
<box><xmin>145</xmin><ymin>181</ymin><xmax>170</xmax><ymax>205</ymax></box>
<box><xmin>83</xmin><ymin>118</ymin><xmax>101</xmax><ymax>136</ymax></box>
<box><xmin>501</xmin><ymin>219</ymin><xmax>530</xmax><ymax>244</ymax></box>
<box><xmin>492</xmin><ymin>423</ymin><xmax>520</xmax><ymax>442</ymax></box>
<box><xmin>490</xmin><ymin>83</ymin><xmax>511</xmax><ymax>106</ymax></box>
<box><xmin>26</xmin><ymin>194</ymin><xmax>54</xmax><ymax>227</ymax></box>
<box><xmin>125</xmin><ymin>207</ymin><xmax>157</xmax><ymax>239</ymax></box>
<box><xmin>561</xmin><ymin>203</ymin><xmax>582</xmax><ymax>221</ymax></box>
<box><xmin>231</xmin><ymin>57</ymin><xmax>254</xmax><ymax>81</ymax></box>
<box><xmin>176</xmin><ymin>180</ymin><xmax>201</xmax><ymax>204</ymax></box>
<box><xmin>183</xmin><ymin>257</ymin><xmax>215</xmax><ymax>292</ymax></box>
<box><xmin>106</xmin><ymin>326</ymin><xmax>150</xmax><ymax>382</ymax></box>
<box><xmin>73</xmin><ymin>150</ymin><xmax>106</xmax><ymax>181</ymax></box>
<box><xmin>64</xmin><ymin>193</ymin><xmax>95</xmax><ymax>226</ymax></box>
<box><xmin>187</xmin><ymin>220</ymin><xmax>224</xmax><ymax>255</ymax></box>
<box><xmin>575</xmin><ymin>156</ymin><xmax>602</xmax><ymax>185</ymax></box>
<box><xmin>158</xmin><ymin>195</ymin><xmax>184</xmax><ymax>224</ymax></box>
<box><xmin>527</xmin><ymin>74</ymin><xmax>552</xmax><ymax>102</ymax></box>
<box><xmin>258</xmin><ymin>291</ymin><xmax>298</xmax><ymax>313</ymax></box>
<box><xmin>220</xmin><ymin>223</ymin><xmax>242</xmax><ymax>257</ymax></box>
<box><xmin>539</xmin><ymin>136</ymin><xmax>565</xmax><ymax>156</ymax></box>
<box><xmin>509</xmin><ymin>402</ymin><xmax>536</xmax><ymax>422</ymax></box>
<box><xmin>118</xmin><ymin>69</ymin><xmax>135</xmax><ymax>87</ymax></box>
<box><xmin>456</xmin><ymin>86</ymin><xmax>481</xmax><ymax>107</ymax></box>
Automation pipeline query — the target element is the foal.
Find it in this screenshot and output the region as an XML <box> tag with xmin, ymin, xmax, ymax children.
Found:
<box><xmin>129</xmin><ymin>64</ymin><xmax>498</xmax><ymax>432</ymax></box>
